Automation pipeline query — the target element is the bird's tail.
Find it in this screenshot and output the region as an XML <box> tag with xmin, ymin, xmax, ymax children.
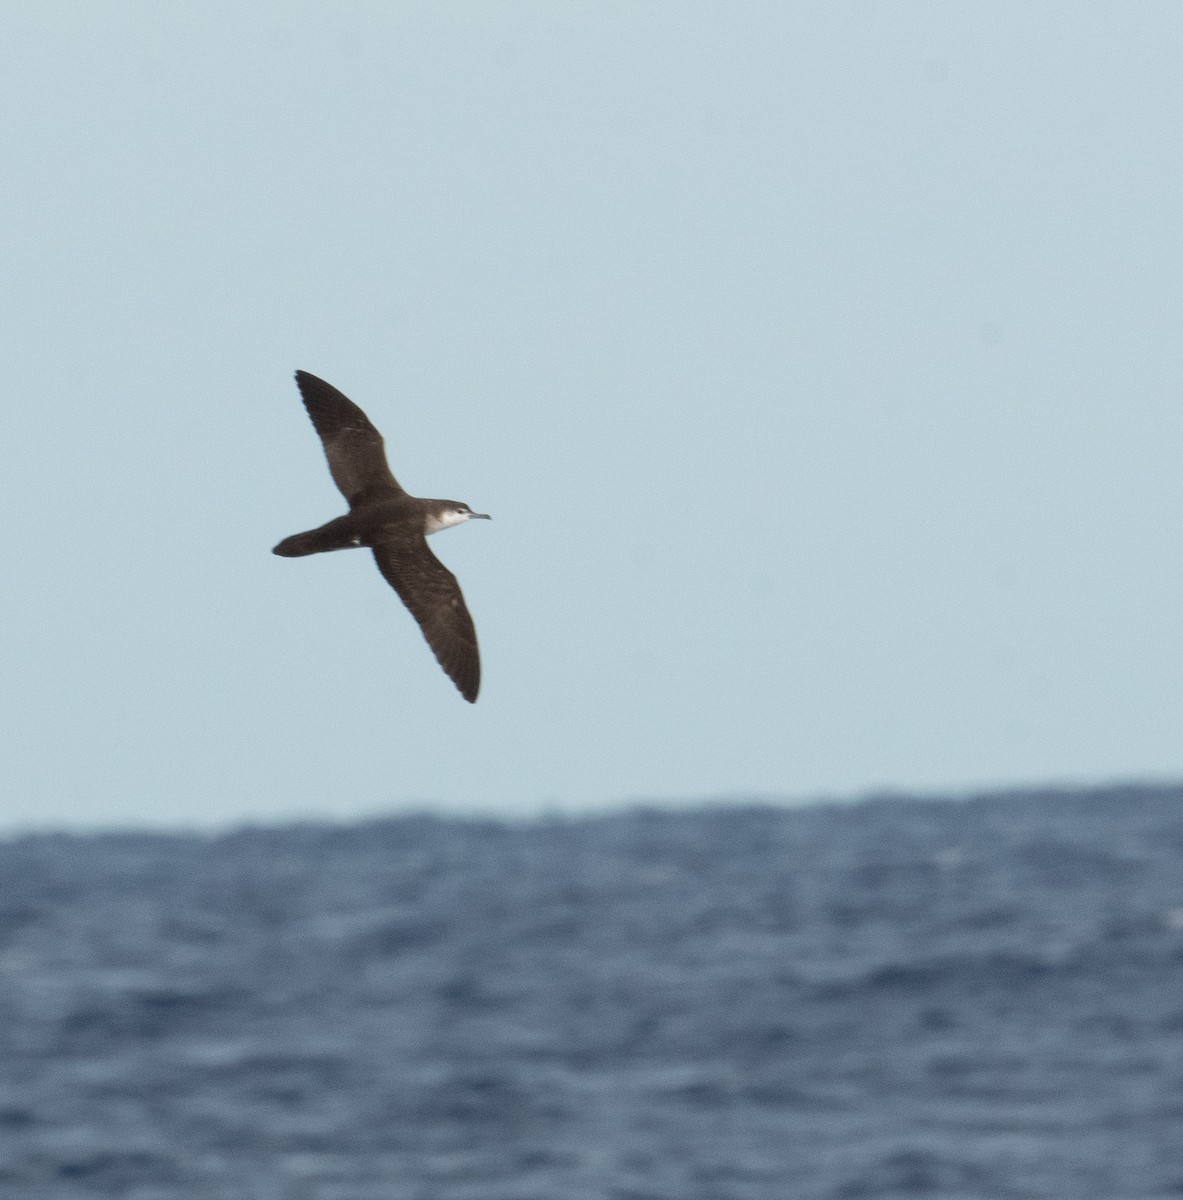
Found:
<box><xmin>272</xmin><ymin>516</ymin><xmax>360</xmax><ymax>557</ymax></box>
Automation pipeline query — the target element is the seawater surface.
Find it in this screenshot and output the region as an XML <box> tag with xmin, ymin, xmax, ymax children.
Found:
<box><xmin>1</xmin><ymin>785</ymin><xmax>1182</xmax><ymax>1198</ymax></box>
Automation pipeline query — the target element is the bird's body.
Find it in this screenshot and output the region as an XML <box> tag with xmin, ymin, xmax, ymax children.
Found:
<box><xmin>274</xmin><ymin>371</ymin><xmax>489</xmax><ymax>702</ymax></box>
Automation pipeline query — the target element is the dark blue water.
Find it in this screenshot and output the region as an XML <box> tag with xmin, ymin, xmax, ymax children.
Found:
<box><xmin>2</xmin><ymin>784</ymin><xmax>1183</xmax><ymax>1198</ymax></box>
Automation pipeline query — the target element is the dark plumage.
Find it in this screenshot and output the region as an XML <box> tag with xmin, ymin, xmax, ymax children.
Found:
<box><xmin>274</xmin><ymin>371</ymin><xmax>490</xmax><ymax>702</ymax></box>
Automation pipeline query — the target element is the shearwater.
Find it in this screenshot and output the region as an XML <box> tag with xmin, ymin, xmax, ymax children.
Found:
<box><xmin>273</xmin><ymin>370</ymin><xmax>490</xmax><ymax>702</ymax></box>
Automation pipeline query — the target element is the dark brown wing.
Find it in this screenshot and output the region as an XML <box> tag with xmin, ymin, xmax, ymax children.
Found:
<box><xmin>372</xmin><ymin>535</ymin><xmax>481</xmax><ymax>703</ymax></box>
<box><xmin>294</xmin><ymin>371</ymin><xmax>404</xmax><ymax>506</ymax></box>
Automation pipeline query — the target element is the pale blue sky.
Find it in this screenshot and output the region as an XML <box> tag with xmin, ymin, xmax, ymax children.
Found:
<box><xmin>4</xmin><ymin>3</ymin><xmax>1183</xmax><ymax>828</ymax></box>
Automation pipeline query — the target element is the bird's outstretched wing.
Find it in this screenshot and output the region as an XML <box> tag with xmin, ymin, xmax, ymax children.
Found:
<box><xmin>372</xmin><ymin>536</ymin><xmax>481</xmax><ymax>702</ymax></box>
<box><xmin>294</xmin><ymin>371</ymin><xmax>404</xmax><ymax>506</ymax></box>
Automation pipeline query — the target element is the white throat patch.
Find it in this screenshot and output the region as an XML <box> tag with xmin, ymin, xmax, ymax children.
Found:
<box><xmin>425</xmin><ymin>509</ymin><xmax>470</xmax><ymax>536</ymax></box>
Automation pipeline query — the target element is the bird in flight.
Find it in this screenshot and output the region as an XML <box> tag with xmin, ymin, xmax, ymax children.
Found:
<box><xmin>274</xmin><ymin>370</ymin><xmax>490</xmax><ymax>702</ymax></box>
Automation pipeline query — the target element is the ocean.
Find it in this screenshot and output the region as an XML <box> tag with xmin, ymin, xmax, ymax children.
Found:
<box><xmin>1</xmin><ymin>784</ymin><xmax>1182</xmax><ymax>1198</ymax></box>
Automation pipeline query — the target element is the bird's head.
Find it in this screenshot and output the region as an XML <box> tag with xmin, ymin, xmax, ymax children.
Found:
<box><xmin>425</xmin><ymin>500</ymin><xmax>492</xmax><ymax>535</ymax></box>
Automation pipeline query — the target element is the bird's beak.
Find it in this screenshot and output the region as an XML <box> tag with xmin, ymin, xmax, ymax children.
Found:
<box><xmin>470</xmin><ymin>512</ymin><xmax>492</xmax><ymax>520</ymax></box>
